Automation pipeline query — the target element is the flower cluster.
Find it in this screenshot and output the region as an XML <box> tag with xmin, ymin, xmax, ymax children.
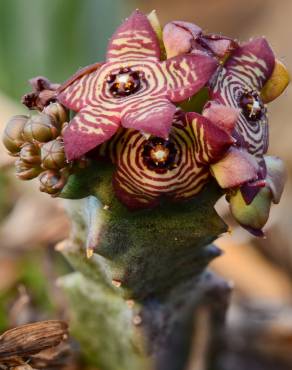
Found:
<box><xmin>2</xmin><ymin>102</ymin><xmax>84</xmax><ymax>196</ymax></box>
<box><xmin>3</xmin><ymin>10</ymin><xmax>289</xmax><ymax>236</ymax></box>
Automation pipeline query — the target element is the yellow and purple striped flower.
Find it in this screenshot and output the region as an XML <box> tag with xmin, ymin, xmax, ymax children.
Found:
<box><xmin>57</xmin><ymin>10</ymin><xmax>218</xmax><ymax>160</ymax></box>
<box><xmin>208</xmin><ymin>39</ymin><xmax>289</xmax><ymax>235</ymax></box>
<box><xmin>99</xmin><ymin>107</ymin><xmax>237</xmax><ymax>210</ymax></box>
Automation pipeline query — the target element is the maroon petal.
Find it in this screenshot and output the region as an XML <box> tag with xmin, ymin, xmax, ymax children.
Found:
<box><xmin>211</xmin><ymin>39</ymin><xmax>272</xmax><ymax>158</ymax></box>
<box><xmin>163</xmin><ymin>54</ymin><xmax>218</xmax><ymax>102</ymax></box>
<box><xmin>58</xmin><ymin>67</ymin><xmax>102</xmax><ymax>112</ymax></box>
<box><xmin>163</xmin><ymin>21</ymin><xmax>202</xmax><ymax>58</ymax></box>
<box><xmin>113</xmin><ymin>172</ymin><xmax>160</xmax><ymax>210</ymax></box>
<box><xmin>121</xmin><ymin>98</ymin><xmax>176</xmax><ymax>138</ymax></box>
<box><xmin>106</xmin><ymin>10</ymin><xmax>161</xmax><ymax>63</ymax></box>
<box><xmin>111</xmin><ymin>120</ymin><xmax>210</xmax><ymax>210</ymax></box>
<box><xmin>211</xmin><ymin>147</ymin><xmax>259</xmax><ymax>188</ymax></box>
<box><xmin>225</xmin><ymin>37</ymin><xmax>275</xmax><ymax>91</ymax></box>
<box><xmin>186</xmin><ymin>112</ymin><xmax>234</xmax><ymax>164</ymax></box>
<box><xmin>202</xmin><ymin>101</ymin><xmax>239</xmax><ymax>134</ymax></box>
<box><xmin>63</xmin><ymin>108</ymin><xmax>120</xmax><ymax>160</ymax></box>
<box><xmin>264</xmin><ymin>155</ymin><xmax>287</xmax><ymax>204</ymax></box>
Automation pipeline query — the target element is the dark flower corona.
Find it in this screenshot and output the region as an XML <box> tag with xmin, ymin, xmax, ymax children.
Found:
<box><xmin>2</xmin><ymin>10</ymin><xmax>289</xmax><ymax>236</ymax></box>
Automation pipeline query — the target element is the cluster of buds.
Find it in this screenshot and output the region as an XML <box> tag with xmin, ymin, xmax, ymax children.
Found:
<box><xmin>3</xmin><ymin>102</ymin><xmax>72</xmax><ymax>196</ymax></box>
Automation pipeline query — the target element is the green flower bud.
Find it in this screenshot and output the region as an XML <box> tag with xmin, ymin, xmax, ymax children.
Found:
<box><xmin>43</xmin><ymin>102</ymin><xmax>69</xmax><ymax>127</ymax></box>
<box><xmin>41</xmin><ymin>138</ymin><xmax>66</xmax><ymax>170</ymax></box>
<box><xmin>2</xmin><ymin>115</ymin><xmax>29</xmax><ymax>155</ymax></box>
<box><xmin>19</xmin><ymin>143</ymin><xmax>41</xmax><ymax>165</ymax></box>
<box><xmin>23</xmin><ymin>113</ymin><xmax>59</xmax><ymax>143</ymax></box>
<box><xmin>229</xmin><ymin>187</ymin><xmax>272</xmax><ymax>234</ymax></box>
<box><xmin>39</xmin><ymin>170</ymin><xmax>66</xmax><ymax>196</ymax></box>
<box><xmin>15</xmin><ymin>158</ymin><xmax>42</xmax><ymax>180</ymax></box>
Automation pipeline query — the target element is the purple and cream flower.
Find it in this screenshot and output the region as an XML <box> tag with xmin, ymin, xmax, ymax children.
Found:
<box><xmin>207</xmin><ymin>38</ymin><xmax>289</xmax><ymax>234</ymax></box>
<box><xmin>162</xmin><ymin>22</ymin><xmax>289</xmax><ymax>235</ymax></box>
<box><xmin>99</xmin><ymin>106</ymin><xmax>237</xmax><ymax>210</ymax></box>
<box><xmin>57</xmin><ymin>10</ymin><xmax>218</xmax><ymax>160</ymax></box>
<box><xmin>12</xmin><ymin>9</ymin><xmax>288</xmax><ymax>237</ymax></box>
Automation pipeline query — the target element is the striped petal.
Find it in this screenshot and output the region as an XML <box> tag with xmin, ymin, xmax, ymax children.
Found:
<box><xmin>211</xmin><ymin>39</ymin><xmax>274</xmax><ymax>158</ymax></box>
<box><xmin>210</xmin><ymin>147</ymin><xmax>259</xmax><ymax>189</ymax></box>
<box><xmin>163</xmin><ymin>54</ymin><xmax>218</xmax><ymax>102</ymax></box>
<box><xmin>110</xmin><ymin>115</ymin><xmax>211</xmax><ymax>210</ymax></box>
<box><xmin>186</xmin><ymin>112</ymin><xmax>234</xmax><ymax>164</ymax></box>
<box><xmin>224</xmin><ymin>38</ymin><xmax>275</xmax><ymax>91</ymax></box>
<box><xmin>63</xmin><ymin>108</ymin><xmax>120</xmax><ymax>160</ymax></box>
<box><xmin>106</xmin><ymin>10</ymin><xmax>161</xmax><ymax>63</ymax></box>
<box><xmin>121</xmin><ymin>98</ymin><xmax>176</xmax><ymax>138</ymax></box>
<box><xmin>57</xmin><ymin>63</ymin><xmax>102</xmax><ymax>111</ymax></box>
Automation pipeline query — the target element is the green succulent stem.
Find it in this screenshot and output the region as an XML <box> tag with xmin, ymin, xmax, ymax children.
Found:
<box><xmin>57</xmin><ymin>161</ymin><xmax>230</xmax><ymax>370</ymax></box>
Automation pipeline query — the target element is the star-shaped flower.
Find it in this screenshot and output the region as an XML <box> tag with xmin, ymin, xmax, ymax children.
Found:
<box><xmin>209</xmin><ymin>38</ymin><xmax>289</xmax><ymax>199</ymax></box>
<box><xmin>205</xmin><ymin>38</ymin><xmax>289</xmax><ymax>235</ymax></box>
<box><xmin>57</xmin><ymin>10</ymin><xmax>218</xmax><ymax>160</ymax></box>
<box><xmin>99</xmin><ymin>107</ymin><xmax>236</xmax><ymax>210</ymax></box>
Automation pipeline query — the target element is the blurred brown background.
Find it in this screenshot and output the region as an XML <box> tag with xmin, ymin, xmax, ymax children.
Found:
<box><xmin>0</xmin><ymin>0</ymin><xmax>291</xmax><ymax>369</ymax></box>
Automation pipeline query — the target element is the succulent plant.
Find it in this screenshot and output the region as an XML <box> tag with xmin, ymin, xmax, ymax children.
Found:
<box><xmin>2</xmin><ymin>9</ymin><xmax>290</xmax><ymax>370</ymax></box>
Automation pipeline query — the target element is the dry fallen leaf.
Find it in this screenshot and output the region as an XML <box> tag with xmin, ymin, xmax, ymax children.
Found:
<box><xmin>0</xmin><ymin>320</ymin><xmax>69</xmax><ymax>369</ymax></box>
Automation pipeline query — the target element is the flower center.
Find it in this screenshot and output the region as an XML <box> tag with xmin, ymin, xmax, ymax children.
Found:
<box><xmin>239</xmin><ymin>91</ymin><xmax>264</xmax><ymax>121</ymax></box>
<box><xmin>142</xmin><ymin>137</ymin><xmax>177</xmax><ymax>173</ymax></box>
<box><xmin>107</xmin><ymin>67</ymin><xmax>143</xmax><ymax>97</ymax></box>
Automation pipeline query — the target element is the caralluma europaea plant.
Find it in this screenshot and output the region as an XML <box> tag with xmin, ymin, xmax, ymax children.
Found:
<box><xmin>2</xmin><ymin>9</ymin><xmax>289</xmax><ymax>370</ymax></box>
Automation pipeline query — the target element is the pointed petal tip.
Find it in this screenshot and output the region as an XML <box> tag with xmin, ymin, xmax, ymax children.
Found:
<box><xmin>243</xmin><ymin>225</ymin><xmax>265</xmax><ymax>238</ymax></box>
<box><xmin>107</xmin><ymin>8</ymin><xmax>160</xmax><ymax>62</ymax></box>
<box><xmin>225</xmin><ymin>36</ymin><xmax>275</xmax><ymax>90</ymax></box>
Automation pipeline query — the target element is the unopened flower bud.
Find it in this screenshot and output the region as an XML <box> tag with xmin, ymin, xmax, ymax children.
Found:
<box><xmin>43</xmin><ymin>102</ymin><xmax>68</xmax><ymax>127</ymax></box>
<box><xmin>39</xmin><ymin>170</ymin><xmax>66</xmax><ymax>196</ymax></box>
<box><xmin>2</xmin><ymin>115</ymin><xmax>29</xmax><ymax>155</ymax></box>
<box><xmin>41</xmin><ymin>139</ymin><xmax>66</xmax><ymax>169</ymax></box>
<box><xmin>15</xmin><ymin>158</ymin><xmax>41</xmax><ymax>180</ymax></box>
<box><xmin>19</xmin><ymin>143</ymin><xmax>41</xmax><ymax>165</ymax></box>
<box><xmin>163</xmin><ymin>21</ymin><xmax>202</xmax><ymax>58</ymax></box>
<box><xmin>229</xmin><ymin>187</ymin><xmax>272</xmax><ymax>236</ymax></box>
<box><xmin>23</xmin><ymin>113</ymin><xmax>59</xmax><ymax>143</ymax></box>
